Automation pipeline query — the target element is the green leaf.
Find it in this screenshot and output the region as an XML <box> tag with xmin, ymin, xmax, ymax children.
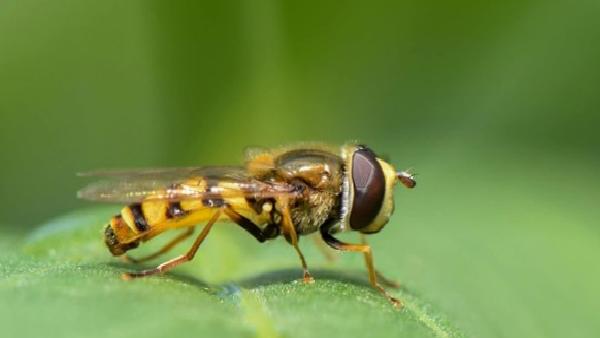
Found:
<box><xmin>1</xmin><ymin>207</ymin><xmax>463</xmax><ymax>338</ymax></box>
<box><xmin>4</xmin><ymin>151</ymin><xmax>599</xmax><ymax>338</ymax></box>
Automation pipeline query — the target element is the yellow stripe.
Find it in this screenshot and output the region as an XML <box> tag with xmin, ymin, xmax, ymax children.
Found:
<box><xmin>120</xmin><ymin>206</ymin><xmax>140</xmax><ymax>234</ymax></box>
<box><xmin>110</xmin><ymin>215</ymin><xmax>136</xmax><ymax>243</ymax></box>
<box><xmin>141</xmin><ymin>200</ymin><xmax>168</xmax><ymax>225</ymax></box>
<box><xmin>180</xmin><ymin>199</ymin><xmax>203</xmax><ymax>211</ymax></box>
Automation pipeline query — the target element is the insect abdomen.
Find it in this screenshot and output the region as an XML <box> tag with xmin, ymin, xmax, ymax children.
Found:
<box><xmin>104</xmin><ymin>215</ymin><xmax>140</xmax><ymax>255</ymax></box>
<box><xmin>103</xmin><ymin>198</ymin><xmax>218</xmax><ymax>255</ymax></box>
<box><xmin>104</xmin><ymin>200</ymin><xmax>173</xmax><ymax>255</ymax></box>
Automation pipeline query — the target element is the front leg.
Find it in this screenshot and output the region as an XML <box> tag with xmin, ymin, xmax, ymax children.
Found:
<box><xmin>361</xmin><ymin>234</ymin><xmax>400</xmax><ymax>289</ymax></box>
<box><xmin>320</xmin><ymin>228</ymin><xmax>401</xmax><ymax>308</ymax></box>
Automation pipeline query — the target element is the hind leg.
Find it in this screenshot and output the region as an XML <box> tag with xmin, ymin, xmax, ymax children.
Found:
<box><xmin>123</xmin><ymin>227</ymin><xmax>195</xmax><ymax>263</ymax></box>
<box><xmin>122</xmin><ymin>210</ymin><xmax>220</xmax><ymax>279</ymax></box>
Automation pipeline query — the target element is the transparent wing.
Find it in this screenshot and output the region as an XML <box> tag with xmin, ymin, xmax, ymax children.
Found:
<box><xmin>77</xmin><ymin>166</ymin><xmax>299</xmax><ymax>203</ymax></box>
<box><xmin>77</xmin><ymin>166</ymin><xmax>244</xmax><ymax>178</ymax></box>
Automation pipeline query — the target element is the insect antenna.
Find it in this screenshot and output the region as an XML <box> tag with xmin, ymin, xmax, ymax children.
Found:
<box><xmin>396</xmin><ymin>169</ymin><xmax>416</xmax><ymax>189</ymax></box>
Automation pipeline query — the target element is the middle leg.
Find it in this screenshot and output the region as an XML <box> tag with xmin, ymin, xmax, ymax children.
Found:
<box><xmin>124</xmin><ymin>227</ymin><xmax>195</xmax><ymax>264</ymax></box>
<box><xmin>224</xmin><ymin>203</ymin><xmax>312</xmax><ymax>283</ymax></box>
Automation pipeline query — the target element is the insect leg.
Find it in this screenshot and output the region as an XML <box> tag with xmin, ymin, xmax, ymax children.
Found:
<box><xmin>121</xmin><ymin>210</ymin><xmax>220</xmax><ymax>280</ymax></box>
<box><xmin>360</xmin><ymin>234</ymin><xmax>400</xmax><ymax>289</ymax></box>
<box><xmin>280</xmin><ymin>201</ymin><xmax>314</xmax><ymax>284</ymax></box>
<box><xmin>320</xmin><ymin>229</ymin><xmax>402</xmax><ymax>308</ymax></box>
<box><xmin>123</xmin><ymin>227</ymin><xmax>195</xmax><ymax>264</ymax></box>
<box><xmin>222</xmin><ymin>205</ymin><xmax>266</xmax><ymax>242</ymax></box>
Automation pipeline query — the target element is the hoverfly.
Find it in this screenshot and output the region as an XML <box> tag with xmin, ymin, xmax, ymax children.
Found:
<box><xmin>78</xmin><ymin>143</ymin><xmax>416</xmax><ymax>307</ymax></box>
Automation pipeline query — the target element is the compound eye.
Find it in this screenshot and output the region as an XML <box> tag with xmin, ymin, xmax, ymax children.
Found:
<box><xmin>349</xmin><ymin>147</ymin><xmax>385</xmax><ymax>230</ymax></box>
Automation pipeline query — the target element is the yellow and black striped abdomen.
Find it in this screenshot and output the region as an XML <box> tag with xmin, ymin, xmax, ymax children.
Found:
<box><xmin>103</xmin><ymin>177</ymin><xmax>273</xmax><ymax>255</ymax></box>
<box><xmin>104</xmin><ymin>199</ymin><xmax>218</xmax><ymax>256</ymax></box>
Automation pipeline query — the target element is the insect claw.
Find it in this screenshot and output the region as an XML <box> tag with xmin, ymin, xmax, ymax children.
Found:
<box><xmin>390</xmin><ymin>296</ymin><xmax>403</xmax><ymax>309</ymax></box>
<box><xmin>121</xmin><ymin>273</ymin><xmax>134</xmax><ymax>281</ymax></box>
<box><xmin>303</xmin><ymin>272</ymin><xmax>315</xmax><ymax>284</ymax></box>
<box><xmin>375</xmin><ymin>284</ymin><xmax>403</xmax><ymax>309</ymax></box>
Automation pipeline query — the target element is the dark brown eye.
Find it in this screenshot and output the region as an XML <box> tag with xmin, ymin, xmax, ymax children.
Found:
<box><xmin>349</xmin><ymin>147</ymin><xmax>385</xmax><ymax>230</ymax></box>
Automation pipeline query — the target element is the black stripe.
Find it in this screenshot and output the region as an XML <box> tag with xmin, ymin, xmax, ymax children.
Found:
<box><xmin>129</xmin><ymin>203</ymin><xmax>148</xmax><ymax>232</ymax></box>
<box><xmin>202</xmin><ymin>177</ymin><xmax>224</xmax><ymax>208</ymax></box>
<box><xmin>167</xmin><ymin>201</ymin><xmax>186</xmax><ymax>218</ymax></box>
<box><xmin>202</xmin><ymin>198</ymin><xmax>225</xmax><ymax>208</ymax></box>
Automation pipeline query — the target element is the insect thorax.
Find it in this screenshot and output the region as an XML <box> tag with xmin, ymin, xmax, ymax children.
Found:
<box><xmin>289</xmin><ymin>190</ymin><xmax>340</xmax><ymax>235</ymax></box>
<box><xmin>269</xmin><ymin>148</ymin><xmax>344</xmax><ymax>235</ymax></box>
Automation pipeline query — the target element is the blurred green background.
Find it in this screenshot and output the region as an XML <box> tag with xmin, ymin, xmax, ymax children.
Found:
<box><xmin>0</xmin><ymin>1</ymin><xmax>599</xmax><ymax>338</ymax></box>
